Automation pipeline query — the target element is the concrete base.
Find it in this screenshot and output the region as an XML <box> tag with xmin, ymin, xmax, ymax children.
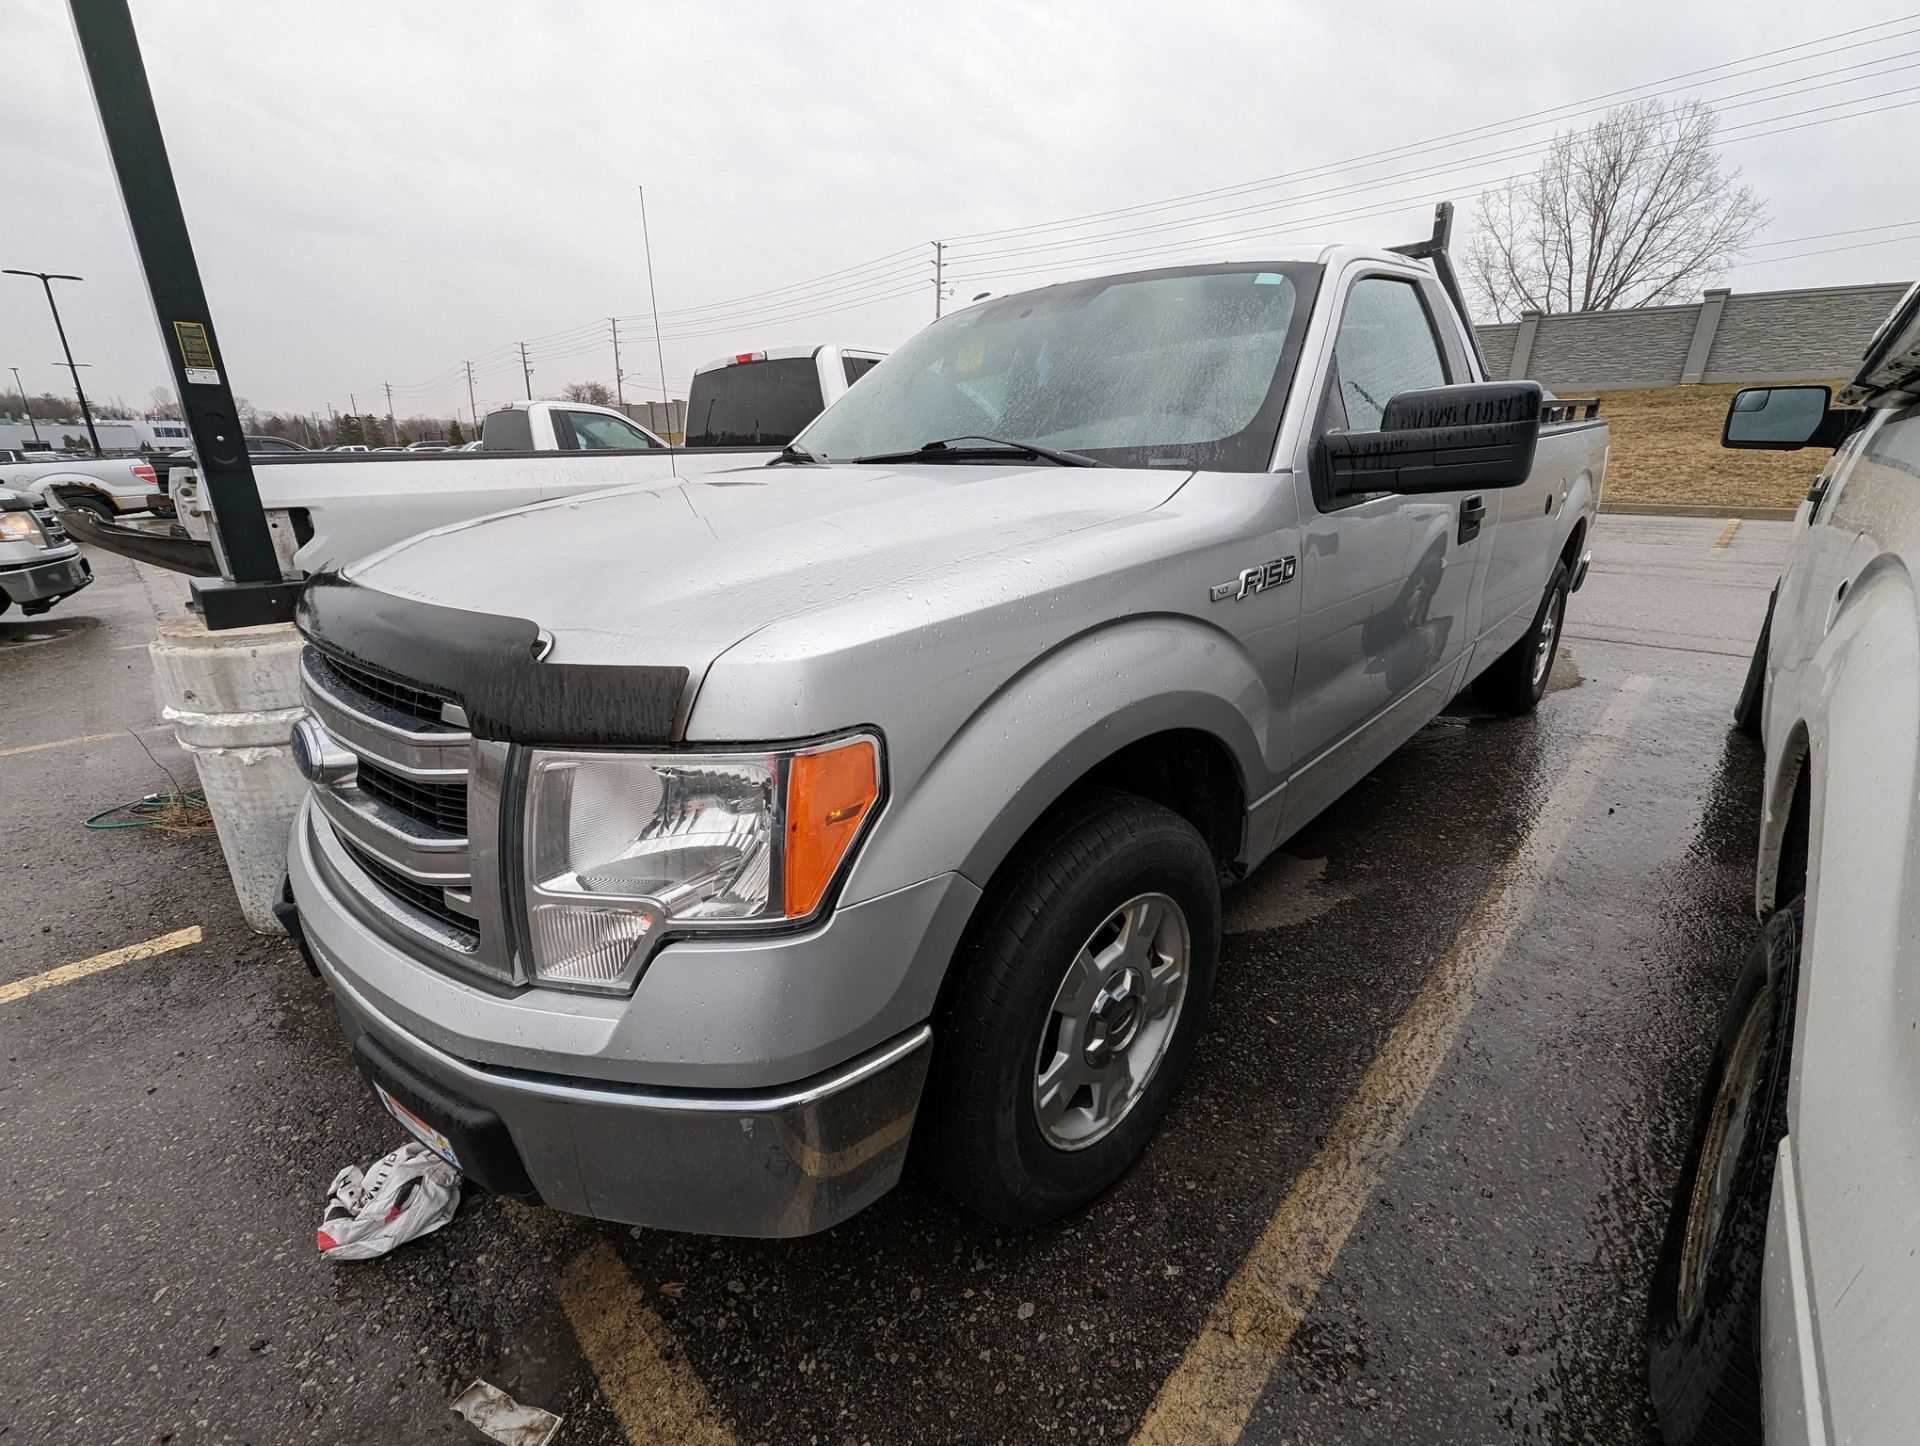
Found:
<box><xmin>149</xmin><ymin>619</ymin><xmax>307</xmax><ymax>934</ymax></box>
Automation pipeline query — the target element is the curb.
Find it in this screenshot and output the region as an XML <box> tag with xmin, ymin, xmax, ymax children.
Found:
<box><xmin>1600</xmin><ymin>503</ymin><xmax>1799</xmax><ymax>521</ymax></box>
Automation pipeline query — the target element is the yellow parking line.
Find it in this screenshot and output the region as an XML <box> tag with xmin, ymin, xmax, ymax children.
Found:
<box><xmin>0</xmin><ymin>730</ymin><xmax>122</xmax><ymax>760</ymax></box>
<box><xmin>556</xmin><ymin>1239</ymin><xmax>737</xmax><ymax>1446</ymax></box>
<box><xmin>1133</xmin><ymin>676</ymin><xmax>1654</xmax><ymax>1446</ymax></box>
<box><xmin>0</xmin><ymin>925</ymin><xmax>203</xmax><ymax>1005</ymax></box>
<box><xmin>1712</xmin><ymin>518</ymin><xmax>1741</xmax><ymax>551</ymax></box>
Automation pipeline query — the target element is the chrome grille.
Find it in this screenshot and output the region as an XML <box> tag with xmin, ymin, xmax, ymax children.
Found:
<box><xmin>299</xmin><ymin>643</ymin><xmax>512</xmax><ymax>982</ymax></box>
<box><xmin>340</xmin><ymin>838</ymin><xmax>479</xmax><ymax>944</ymax></box>
<box><xmin>356</xmin><ymin>756</ymin><xmax>469</xmax><ymax>835</ymax></box>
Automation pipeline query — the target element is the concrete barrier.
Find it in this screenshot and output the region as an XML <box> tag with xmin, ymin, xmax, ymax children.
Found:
<box><xmin>149</xmin><ymin>619</ymin><xmax>307</xmax><ymax>934</ymax></box>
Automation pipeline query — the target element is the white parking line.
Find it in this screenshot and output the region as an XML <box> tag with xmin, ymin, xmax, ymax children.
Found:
<box><xmin>0</xmin><ymin>926</ymin><xmax>203</xmax><ymax>1005</ymax></box>
<box><xmin>1132</xmin><ymin>676</ymin><xmax>1654</xmax><ymax>1446</ymax></box>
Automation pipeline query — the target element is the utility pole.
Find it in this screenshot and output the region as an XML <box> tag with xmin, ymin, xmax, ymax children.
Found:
<box><xmin>932</xmin><ymin>241</ymin><xmax>944</xmax><ymax>320</ymax></box>
<box><xmin>610</xmin><ymin>318</ymin><xmax>625</xmax><ymax>411</ymax></box>
<box><xmin>518</xmin><ymin>342</ymin><xmax>533</xmax><ymax>400</ymax></box>
<box><xmin>4</xmin><ymin>269</ymin><xmax>102</xmax><ymax>455</ymax></box>
<box><xmin>382</xmin><ymin>381</ymin><xmax>396</xmax><ymax>444</ymax></box>
<box><xmin>464</xmin><ymin>360</ymin><xmax>479</xmax><ymax>430</ymax></box>
<box><xmin>637</xmin><ymin>186</ymin><xmax>675</xmax><ymax>461</ymax></box>
<box><xmin>8</xmin><ymin>367</ymin><xmax>42</xmax><ymax>444</ymax></box>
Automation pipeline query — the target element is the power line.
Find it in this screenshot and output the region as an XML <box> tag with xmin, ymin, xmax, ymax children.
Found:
<box><xmin>940</xmin><ymin>12</ymin><xmax>1920</xmax><ymax>245</ymax></box>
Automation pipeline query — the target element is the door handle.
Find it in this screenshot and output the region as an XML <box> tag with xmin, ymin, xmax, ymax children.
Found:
<box><xmin>1458</xmin><ymin>495</ymin><xmax>1485</xmax><ymax>545</ymax></box>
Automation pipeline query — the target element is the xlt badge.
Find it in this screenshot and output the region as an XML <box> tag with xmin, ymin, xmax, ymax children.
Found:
<box><xmin>1210</xmin><ymin>556</ymin><xmax>1297</xmax><ymax>603</ymax></box>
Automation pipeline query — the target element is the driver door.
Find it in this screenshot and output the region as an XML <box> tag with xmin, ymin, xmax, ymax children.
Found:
<box><xmin>1284</xmin><ymin>270</ymin><xmax>1490</xmax><ymax>830</ymax></box>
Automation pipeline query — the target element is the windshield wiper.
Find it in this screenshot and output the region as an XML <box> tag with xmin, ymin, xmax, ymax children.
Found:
<box><xmin>848</xmin><ymin>435</ymin><xmax>1107</xmax><ymax>468</ymax></box>
<box><xmin>769</xmin><ymin>441</ymin><xmax>822</xmax><ymax>465</ymax></box>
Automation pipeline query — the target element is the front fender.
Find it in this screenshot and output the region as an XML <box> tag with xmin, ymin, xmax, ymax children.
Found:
<box><xmin>839</xmin><ymin>614</ymin><xmax>1276</xmax><ymax>906</ymax></box>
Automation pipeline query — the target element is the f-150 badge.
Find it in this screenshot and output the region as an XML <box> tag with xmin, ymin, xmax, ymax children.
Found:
<box><xmin>1210</xmin><ymin>556</ymin><xmax>1297</xmax><ymax>602</ymax></box>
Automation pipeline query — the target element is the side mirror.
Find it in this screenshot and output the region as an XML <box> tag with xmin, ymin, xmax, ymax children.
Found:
<box><xmin>1721</xmin><ymin>385</ymin><xmax>1832</xmax><ymax>450</ymax></box>
<box><xmin>1323</xmin><ymin>380</ymin><xmax>1543</xmax><ymax>498</ymax></box>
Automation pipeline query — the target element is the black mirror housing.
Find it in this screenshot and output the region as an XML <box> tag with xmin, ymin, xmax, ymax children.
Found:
<box><xmin>1323</xmin><ymin>381</ymin><xmax>1544</xmax><ymax>498</ymax></box>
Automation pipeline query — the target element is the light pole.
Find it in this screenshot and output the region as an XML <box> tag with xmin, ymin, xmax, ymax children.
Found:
<box><xmin>7</xmin><ymin>366</ymin><xmax>42</xmax><ymax>445</ymax></box>
<box><xmin>4</xmin><ymin>270</ymin><xmax>102</xmax><ymax>456</ymax></box>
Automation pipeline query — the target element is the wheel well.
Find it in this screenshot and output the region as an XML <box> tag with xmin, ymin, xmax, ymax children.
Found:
<box><xmin>1560</xmin><ymin>516</ymin><xmax>1587</xmax><ymax>571</ymax></box>
<box><xmin>1074</xmin><ymin>728</ymin><xmax>1244</xmax><ymax>870</ymax></box>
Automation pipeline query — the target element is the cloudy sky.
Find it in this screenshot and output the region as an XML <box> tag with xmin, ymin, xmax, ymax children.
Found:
<box><xmin>7</xmin><ymin>0</ymin><xmax>1918</xmax><ymax>425</ymax></box>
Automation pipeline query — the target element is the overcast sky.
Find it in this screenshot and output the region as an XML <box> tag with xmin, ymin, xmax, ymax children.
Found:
<box><xmin>7</xmin><ymin>0</ymin><xmax>1918</xmax><ymax>425</ymax></box>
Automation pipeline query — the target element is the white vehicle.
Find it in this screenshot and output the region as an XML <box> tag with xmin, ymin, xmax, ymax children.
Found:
<box><xmin>0</xmin><ymin>449</ymin><xmax>160</xmax><ymax>523</ymax></box>
<box><xmin>103</xmin><ymin>357</ymin><xmax>885</xmax><ymax>576</ymax></box>
<box><xmin>163</xmin><ymin>400</ymin><xmax>761</xmax><ymax>577</ymax></box>
<box><xmin>1646</xmin><ymin>284</ymin><xmax>1920</xmax><ymax>1446</ymax></box>
<box><xmin>683</xmin><ymin>345</ymin><xmax>885</xmax><ymax>447</ymax></box>
<box><xmin>480</xmin><ymin>399</ymin><xmax>667</xmax><ymax>451</ymax></box>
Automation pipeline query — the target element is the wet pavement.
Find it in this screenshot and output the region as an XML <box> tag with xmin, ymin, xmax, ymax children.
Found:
<box><xmin>0</xmin><ymin>515</ymin><xmax>1785</xmax><ymax>1445</ymax></box>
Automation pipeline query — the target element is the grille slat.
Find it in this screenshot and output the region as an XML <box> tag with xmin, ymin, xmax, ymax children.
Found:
<box><xmin>321</xmin><ymin>652</ymin><xmax>451</xmax><ymax>727</ymax></box>
<box><xmin>355</xmin><ymin>758</ymin><xmax>469</xmax><ymax>835</ymax></box>
<box><xmin>341</xmin><ymin>839</ymin><xmax>479</xmax><ymax>945</ymax></box>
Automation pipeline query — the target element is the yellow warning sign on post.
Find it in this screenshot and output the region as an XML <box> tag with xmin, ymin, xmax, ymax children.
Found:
<box><xmin>172</xmin><ymin>320</ymin><xmax>221</xmax><ymax>385</ymax></box>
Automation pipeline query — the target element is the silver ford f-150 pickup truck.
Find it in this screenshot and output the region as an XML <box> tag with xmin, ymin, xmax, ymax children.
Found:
<box><xmin>285</xmin><ymin>225</ymin><xmax>1605</xmax><ymax>1236</ymax></box>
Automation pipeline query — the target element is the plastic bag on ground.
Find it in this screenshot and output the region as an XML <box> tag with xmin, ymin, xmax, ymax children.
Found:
<box><xmin>317</xmin><ymin>1140</ymin><xmax>461</xmax><ymax>1261</ymax></box>
<box><xmin>450</xmin><ymin>1379</ymin><xmax>563</xmax><ymax>1445</ymax></box>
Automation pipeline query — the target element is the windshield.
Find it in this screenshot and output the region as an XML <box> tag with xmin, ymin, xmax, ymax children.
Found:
<box><xmin>798</xmin><ymin>263</ymin><xmax>1321</xmax><ymax>471</ymax></box>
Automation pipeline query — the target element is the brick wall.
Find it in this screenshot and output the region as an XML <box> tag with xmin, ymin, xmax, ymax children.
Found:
<box><xmin>1476</xmin><ymin>281</ymin><xmax>1910</xmax><ymax>392</ymax></box>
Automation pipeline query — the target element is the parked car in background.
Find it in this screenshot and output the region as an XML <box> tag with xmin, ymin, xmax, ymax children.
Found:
<box><xmin>683</xmin><ymin>344</ymin><xmax>886</xmax><ymax>447</ymax></box>
<box><xmin>480</xmin><ymin>399</ymin><xmax>667</xmax><ymax>451</ymax></box>
<box><xmin>0</xmin><ymin>487</ymin><xmax>91</xmax><ymax>616</ymax></box>
<box><xmin>1646</xmin><ymin>283</ymin><xmax>1920</xmax><ymax>1446</ymax></box>
<box><xmin>0</xmin><ymin>449</ymin><xmax>161</xmax><ymax>523</ymax></box>
<box><xmin>283</xmin><ymin>229</ymin><xmax>1605</xmax><ymax>1239</ymax></box>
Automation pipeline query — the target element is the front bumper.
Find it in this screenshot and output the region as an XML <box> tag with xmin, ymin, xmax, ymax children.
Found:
<box><xmin>289</xmin><ymin>799</ymin><xmax>970</xmax><ymax>1235</ymax></box>
<box><xmin>0</xmin><ymin>551</ymin><xmax>92</xmax><ymax>606</ymax></box>
<box><xmin>317</xmin><ymin>936</ymin><xmax>931</xmax><ymax>1236</ymax></box>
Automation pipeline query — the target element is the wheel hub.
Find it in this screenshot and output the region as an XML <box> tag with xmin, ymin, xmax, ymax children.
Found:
<box><xmin>1031</xmin><ymin>892</ymin><xmax>1192</xmax><ymax>1151</ymax></box>
<box><xmin>1084</xmin><ymin>968</ymin><xmax>1145</xmax><ymax>1065</ymax></box>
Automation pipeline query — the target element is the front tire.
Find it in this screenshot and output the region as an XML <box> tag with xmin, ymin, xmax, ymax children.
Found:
<box><xmin>1473</xmin><ymin>559</ymin><xmax>1570</xmax><ymax>716</ymax></box>
<box><xmin>1646</xmin><ymin>900</ymin><xmax>1801</xmax><ymax>1446</ymax></box>
<box><xmin>921</xmin><ymin>790</ymin><xmax>1221</xmax><ymax>1226</ymax></box>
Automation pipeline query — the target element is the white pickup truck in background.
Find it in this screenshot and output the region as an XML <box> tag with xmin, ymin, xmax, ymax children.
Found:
<box><xmin>683</xmin><ymin>345</ymin><xmax>885</xmax><ymax>447</ymax></box>
<box><xmin>0</xmin><ymin>450</ymin><xmax>161</xmax><ymax>522</ymax></box>
<box><xmin>76</xmin><ymin>347</ymin><xmax>887</xmax><ymax>578</ymax></box>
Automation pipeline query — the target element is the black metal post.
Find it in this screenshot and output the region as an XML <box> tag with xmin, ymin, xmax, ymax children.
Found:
<box><xmin>3</xmin><ymin>270</ymin><xmax>103</xmax><ymax>454</ymax></box>
<box><xmin>65</xmin><ymin>0</ymin><xmax>299</xmax><ymax>629</ymax></box>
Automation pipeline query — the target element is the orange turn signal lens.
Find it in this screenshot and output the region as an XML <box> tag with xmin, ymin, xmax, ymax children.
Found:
<box><xmin>784</xmin><ymin>737</ymin><xmax>879</xmax><ymax>918</ymax></box>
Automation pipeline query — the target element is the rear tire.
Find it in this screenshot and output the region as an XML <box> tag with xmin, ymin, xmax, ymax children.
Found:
<box><xmin>1473</xmin><ymin>559</ymin><xmax>1570</xmax><ymax>716</ymax></box>
<box><xmin>56</xmin><ymin>492</ymin><xmax>115</xmax><ymax>526</ymax></box>
<box><xmin>1733</xmin><ymin>589</ymin><xmax>1775</xmax><ymax>740</ymax></box>
<box><xmin>1646</xmin><ymin>899</ymin><xmax>1801</xmax><ymax>1446</ymax></box>
<box><xmin>921</xmin><ymin>790</ymin><xmax>1221</xmax><ymax>1227</ymax></box>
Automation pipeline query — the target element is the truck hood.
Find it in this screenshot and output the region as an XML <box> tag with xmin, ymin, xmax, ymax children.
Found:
<box><xmin>345</xmin><ymin>462</ymin><xmax>1189</xmax><ymax>670</ymax></box>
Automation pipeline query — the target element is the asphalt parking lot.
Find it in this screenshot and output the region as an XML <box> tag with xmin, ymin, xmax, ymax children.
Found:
<box><xmin>1</xmin><ymin>512</ymin><xmax>1786</xmax><ymax>1446</ymax></box>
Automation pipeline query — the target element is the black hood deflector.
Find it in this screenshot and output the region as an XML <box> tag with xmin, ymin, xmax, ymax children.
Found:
<box><xmin>298</xmin><ymin>571</ymin><xmax>688</xmax><ymax>745</ymax></box>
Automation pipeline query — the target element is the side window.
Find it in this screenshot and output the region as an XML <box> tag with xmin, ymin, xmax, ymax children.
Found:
<box><xmin>559</xmin><ymin>410</ymin><xmax>659</xmax><ymax>450</ymax></box>
<box><xmin>481</xmin><ymin>409</ymin><xmax>534</xmax><ymax>451</ymax></box>
<box><xmin>842</xmin><ymin>355</ymin><xmax>880</xmax><ymax>387</ymax></box>
<box><xmin>1330</xmin><ymin>278</ymin><xmax>1448</xmax><ymax>432</ymax></box>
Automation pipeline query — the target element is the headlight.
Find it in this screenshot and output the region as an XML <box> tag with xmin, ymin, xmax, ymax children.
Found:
<box><xmin>0</xmin><ymin>512</ymin><xmax>46</xmax><ymax>545</ymax></box>
<box><xmin>522</xmin><ymin>733</ymin><xmax>881</xmax><ymax>991</ymax></box>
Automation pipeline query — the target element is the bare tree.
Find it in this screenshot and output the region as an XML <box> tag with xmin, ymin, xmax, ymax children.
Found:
<box><xmin>148</xmin><ymin>385</ymin><xmax>181</xmax><ymax>419</ymax></box>
<box><xmin>1466</xmin><ymin>99</ymin><xmax>1767</xmax><ymax>321</ymax></box>
<box><xmin>560</xmin><ymin>380</ymin><xmax>616</xmax><ymax>406</ymax></box>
